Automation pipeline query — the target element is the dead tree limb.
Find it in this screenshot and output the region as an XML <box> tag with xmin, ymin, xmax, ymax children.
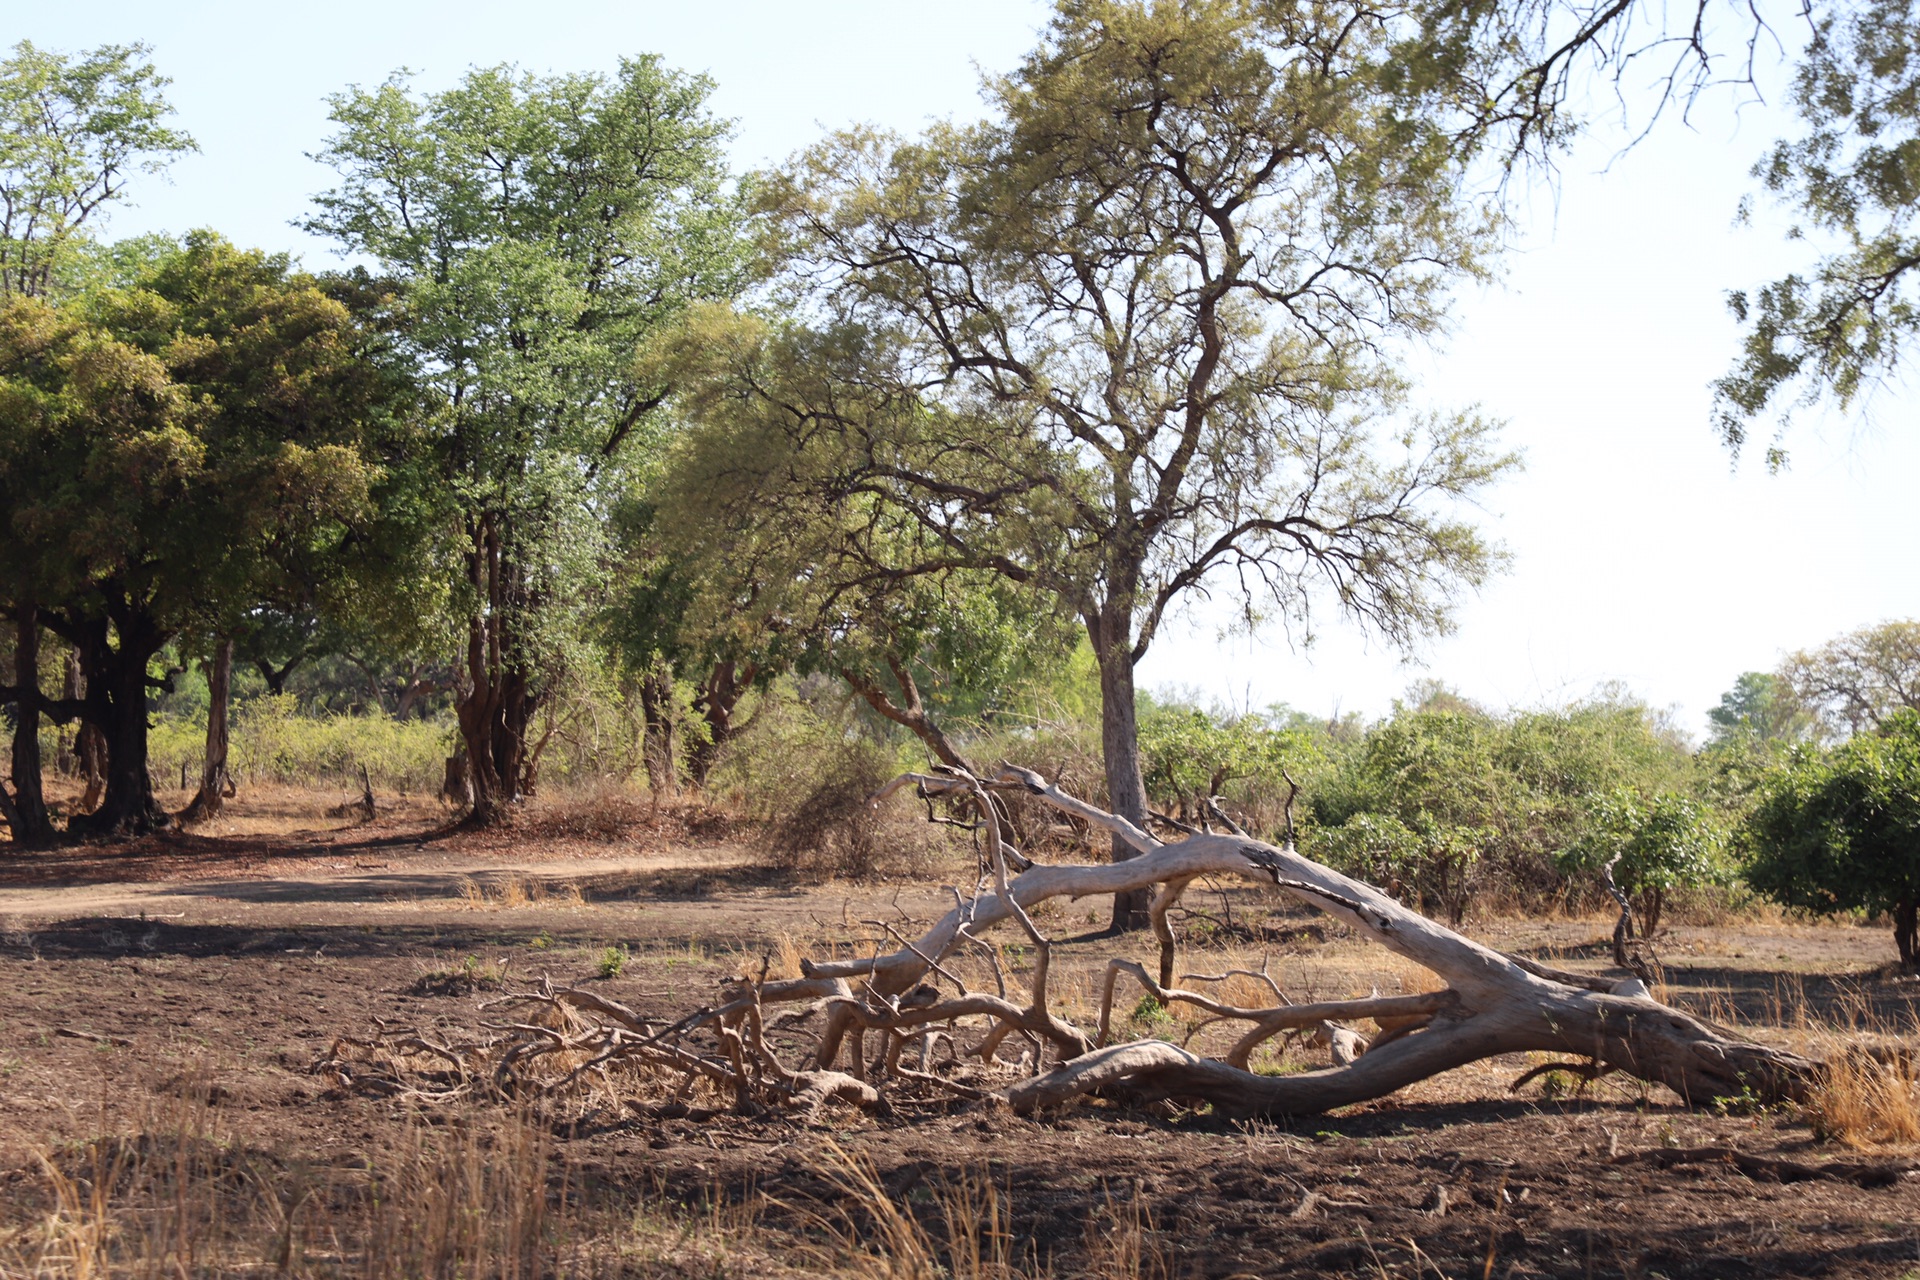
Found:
<box><xmin>327</xmin><ymin>764</ymin><xmax>1822</xmax><ymax>1121</ymax></box>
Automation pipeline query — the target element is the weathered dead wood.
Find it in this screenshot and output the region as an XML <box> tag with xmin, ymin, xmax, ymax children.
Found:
<box><xmin>838</xmin><ymin>765</ymin><xmax>1818</xmax><ymax>1117</ymax></box>
<box><xmin>323</xmin><ymin>763</ymin><xmax>1826</xmax><ymax>1122</ymax></box>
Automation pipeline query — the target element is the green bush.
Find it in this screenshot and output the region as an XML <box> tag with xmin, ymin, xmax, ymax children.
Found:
<box><xmin>1743</xmin><ymin>710</ymin><xmax>1920</xmax><ymax>968</ymax></box>
<box><xmin>1561</xmin><ymin>789</ymin><xmax>1730</xmax><ymax>936</ymax></box>
<box><xmin>142</xmin><ymin>696</ymin><xmax>453</xmax><ymax>794</ymax></box>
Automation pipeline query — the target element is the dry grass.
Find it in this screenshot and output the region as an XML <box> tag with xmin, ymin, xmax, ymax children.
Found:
<box><xmin>0</xmin><ymin>1083</ymin><xmax>785</xmax><ymax>1280</ymax></box>
<box><xmin>794</xmin><ymin>1142</ymin><xmax>1168</xmax><ymax>1280</ymax></box>
<box><xmin>1805</xmin><ymin>1050</ymin><xmax>1920</xmax><ymax>1147</ymax></box>
<box><xmin>0</xmin><ymin>1096</ymin><xmax>1183</xmax><ymax>1280</ymax></box>
<box><xmin>456</xmin><ymin>875</ymin><xmax>586</xmax><ymax>911</ymax></box>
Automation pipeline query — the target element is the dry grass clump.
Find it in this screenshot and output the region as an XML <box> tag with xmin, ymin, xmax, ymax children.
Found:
<box><xmin>1804</xmin><ymin>1048</ymin><xmax>1920</xmax><ymax>1148</ymax></box>
<box><xmin>797</xmin><ymin>1142</ymin><xmax>1168</xmax><ymax>1280</ymax></box>
<box><xmin>409</xmin><ymin>954</ymin><xmax>512</xmax><ymax>996</ymax></box>
<box><xmin>457</xmin><ymin>875</ymin><xmax>585</xmax><ymax>911</ymax></box>
<box><xmin>0</xmin><ymin>1085</ymin><xmax>677</xmax><ymax>1280</ymax></box>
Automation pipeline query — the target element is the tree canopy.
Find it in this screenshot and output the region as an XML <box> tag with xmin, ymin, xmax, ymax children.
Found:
<box><xmin>0</xmin><ymin>233</ymin><xmax>409</xmax><ymax>833</ymax></box>
<box><xmin>1745</xmin><ymin>709</ymin><xmax>1920</xmax><ymax>968</ymax></box>
<box><xmin>306</xmin><ymin>58</ymin><xmax>748</xmax><ymax>822</ymax></box>
<box><xmin>657</xmin><ymin>1</ymin><xmax>1518</xmax><ymax>923</ymax></box>
<box><xmin>0</xmin><ymin>40</ymin><xmax>193</xmax><ymax>301</ymax></box>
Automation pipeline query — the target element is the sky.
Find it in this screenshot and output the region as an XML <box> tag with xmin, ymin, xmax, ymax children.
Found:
<box><xmin>10</xmin><ymin>0</ymin><xmax>1917</xmax><ymax>740</ymax></box>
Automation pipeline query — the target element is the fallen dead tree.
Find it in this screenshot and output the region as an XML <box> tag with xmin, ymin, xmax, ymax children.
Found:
<box><xmin>323</xmin><ymin>764</ymin><xmax>1835</xmax><ymax>1120</ymax></box>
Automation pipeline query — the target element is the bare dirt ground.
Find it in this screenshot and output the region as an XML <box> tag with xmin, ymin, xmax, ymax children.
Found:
<box><xmin>1</xmin><ymin>792</ymin><xmax>1917</xmax><ymax>1278</ymax></box>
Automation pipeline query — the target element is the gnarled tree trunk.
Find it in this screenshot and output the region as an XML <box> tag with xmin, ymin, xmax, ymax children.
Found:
<box><xmin>65</xmin><ymin>606</ymin><xmax>170</xmax><ymax>838</ymax></box>
<box><xmin>329</xmin><ymin>765</ymin><xmax>1834</xmax><ymax>1126</ymax></box>
<box><xmin>779</xmin><ymin>768</ymin><xmax>1819</xmax><ymax>1117</ymax></box>
<box><xmin>688</xmin><ymin>658</ymin><xmax>759</xmax><ymax>787</ymax></box>
<box><xmin>179</xmin><ymin>637</ymin><xmax>234</xmax><ymax>824</ymax></box>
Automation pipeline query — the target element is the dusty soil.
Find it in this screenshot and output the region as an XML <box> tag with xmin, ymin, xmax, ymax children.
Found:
<box><xmin>1</xmin><ymin>798</ymin><xmax>1917</xmax><ymax>1277</ymax></box>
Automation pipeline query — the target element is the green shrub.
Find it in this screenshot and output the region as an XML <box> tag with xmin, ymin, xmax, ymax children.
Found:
<box><xmin>142</xmin><ymin>696</ymin><xmax>453</xmax><ymax>794</ymax></box>
<box><xmin>1562</xmin><ymin>789</ymin><xmax>1730</xmax><ymax>936</ymax></box>
<box><xmin>1743</xmin><ymin>710</ymin><xmax>1920</xmax><ymax>968</ymax></box>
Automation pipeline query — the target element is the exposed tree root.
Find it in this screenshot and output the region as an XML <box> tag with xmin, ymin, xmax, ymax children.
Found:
<box><xmin>323</xmin><ymin>764</ymin><xmax>1833</xmax><ymax>1121</ymax></box>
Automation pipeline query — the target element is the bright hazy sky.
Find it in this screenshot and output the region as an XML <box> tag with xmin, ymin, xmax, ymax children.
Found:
<box><xmin>13</xmin><ymin>1</ymin><xmax>1918</xmax><ymax>739</ymax></box>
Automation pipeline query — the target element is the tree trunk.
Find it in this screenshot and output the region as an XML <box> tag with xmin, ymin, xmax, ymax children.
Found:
<box><xmin>74</xmin><ymin>722</ymin><xmax>108</xmax><ymax>813</ymax></box>
<box><xmin>55</xmin><ymin>651</ymin><xmax>80</xmax><ymax>775</ymax></box>
<box><xmin>455</xmin><ymin>663</ymin><xmax>530</xmax><ymax>827</ymax></box>
<box><xmin>687</xmin><ymin>658</ymin><xmax>758</xmax><ymax>787</ymax></box>
<box><xmin>1089</xmin><ymin>601</ymin><xmax>1151</xmax><ymax>932</ymax></box>
<box><xmin>455</xmin><ymin>515</ymin><xmax>533</xmax><ymax>827</ymax></box>
<box><xmin>179</xmin><ymin>637</ymin><xmax>234</xmax><ymax>824</ymax></box>
<box><xmin>67</xmin><ymin>610</ymin><xmax>169</xmax><ymax>838</ymax></box>
<box><xmin>394</xmin><ymin>668</ymin><xmax>446</xmax><ymax>721</ymax></box>
<box><xmin>5</xmin><ymin>608</ymin><xmax>55</xmax><ymax>845</ymax></box>
<box><xmin>1896</xmin><ymin>896</ymin><xmax>1918</xmax><ymax>972</ymax></box>
<box><xmin>638</xmin><ymin>661</ymin><xmax>679</xmax><ymax>801</ymax></box>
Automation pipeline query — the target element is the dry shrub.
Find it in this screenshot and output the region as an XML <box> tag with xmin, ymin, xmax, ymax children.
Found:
<box><xmin>526</xmin><ymin>777</ymin><xmax>648</xmax><ymax>841</ymax></box>
<box><xmin>1806</xmin><ymin>1048</ymin><xmax>1920</xmax><ymax>1148</ymax></box>
<box><xmin>768</xmin><ymin>743</ymin><xmax>941</xmax><ymax>879</ymax></box>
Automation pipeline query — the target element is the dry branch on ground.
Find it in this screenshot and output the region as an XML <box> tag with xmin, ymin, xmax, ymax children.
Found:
<box><xmin>324</xmin><ymin>765</ymin><xmax>1859</xmax><ymax>1122</ymax></box>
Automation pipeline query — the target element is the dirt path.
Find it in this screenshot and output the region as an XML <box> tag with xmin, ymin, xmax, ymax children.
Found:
<box><xmin>0</xmin><ymin>843</ymin><xmax>756</xmax><ymax>918</ymax></box>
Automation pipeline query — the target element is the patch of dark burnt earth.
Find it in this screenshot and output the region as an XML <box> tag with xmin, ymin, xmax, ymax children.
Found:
<box><xmin>553</xmin><ymin>1099</ymin><xmax>1920</xmax><ymax>1279</ymax></box>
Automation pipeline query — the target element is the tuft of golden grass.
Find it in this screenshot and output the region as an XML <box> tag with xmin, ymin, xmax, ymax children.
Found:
<box><xmin>1805</xmin><ymin>1048</ymin><xmax>1920</xmax><ymax>1148</ymax></box>
<box><xmin>793</xmin><ymin>1141</ymin><xmax>1169</xmax><ymax>1280</ymax></box>
<box><xmin>457</xmin><ymin>874</ymin><xmax>585</xmax><ymax>911</ymax></box>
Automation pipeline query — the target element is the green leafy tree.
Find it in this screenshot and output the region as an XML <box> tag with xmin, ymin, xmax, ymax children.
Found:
<box><xmin>1310</xmin><ymin>693</ymin><xmax>1706</xmax><ymax>916</ymax></box>
<box><xmin>1310</xmin><ymin>708</ymin><xmax>1504</xmax><ymax>923</ymax></box>
<box><xmin>0</xmin><ymin>234</ymin><xmax>407</xmax><ymax>835</ymax></box>
<box><xmin>306</xmin><ymin>59</ymin><xmax>746</xmax><ymax>824</ymax></box>
<box><xmin>1707</xmin><ymin>670</ymin><xmax>1814</xmax><ymax>747</ymax></box>
<box><xmin>671</xmin><ymin>1</ymin><xmax>1516</xmax><ymax>926</ymax></box>
<box><xmin>0</xmin><ymin>39</ymin><xmax>193</xmax><ymax>844</ymax></box>
<box><xmin>1563</xmin><ymin>789</ymin><xmax>1728</xmax><ymax>938</ymax></box>
<box><xmin>1137</xmin><ymin>698</ymin><xmax>1324</xmax><ymax>823</ymax></box>
<box><xmin>1745</xmin><ymin>709</ymin><xmax>1920</xmax><ymax>969</ymax></box>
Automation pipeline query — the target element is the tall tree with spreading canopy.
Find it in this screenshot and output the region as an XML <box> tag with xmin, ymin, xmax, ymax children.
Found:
<box><xmin>0</xmin><ymin>233</ymin><xmax>408</xmax><ymax>835</ymax></box>
<box><xmin>1779</xmin><ymin>618</ymin><xmax>1920</xmax><ymax>739</ymax></box>
<box><xmin>0</xmin><ymin>39</ymin><xmax>192</xmax><ymax>845</ymax></box>
<box><xmin>306</xmin><ymin>59</ymin><xmax>747</xmax><ymax>825</ymax></box>
<box><xmin>667</xmin><ymin>0</ymin><xmax>1515</xmax><ymax>925</ymax></box>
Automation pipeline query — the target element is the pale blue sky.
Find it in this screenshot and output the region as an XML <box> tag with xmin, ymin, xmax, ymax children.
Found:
<box><xmin>11</xmin><ymin>1</ymin><xmax>1917</xmax><ymax>738</ymax></box>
